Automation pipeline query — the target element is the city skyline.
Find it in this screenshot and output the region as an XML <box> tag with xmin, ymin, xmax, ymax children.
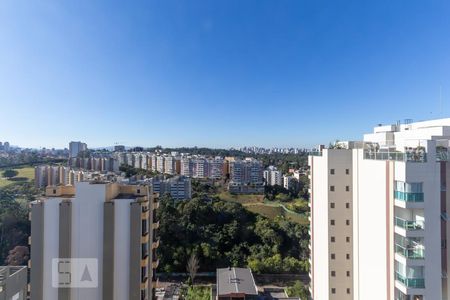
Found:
<box><xmin>1</xmin><ymin>0</ymin><xmax>450</xmax><ymax>149</ymax></box>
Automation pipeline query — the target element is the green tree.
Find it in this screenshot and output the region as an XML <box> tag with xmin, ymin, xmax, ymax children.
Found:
<box><xmin>2</xmin><ymin>169</ymin><xmax>18</xmax><ymax>179</ymax></box>
<box><xmin>286</xmin><ymin>281</ymin><xmax>310</xmax><ymax>299</ymax></box>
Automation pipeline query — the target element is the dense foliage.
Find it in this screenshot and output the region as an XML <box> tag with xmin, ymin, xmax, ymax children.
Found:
<box><xmin>0</xmin><ymin>186</ymin><xmax>31</xmax><ymax>264</ymax></box>
<box><xmin>286</xmin><ymin>280</ymin><xmax>309</xmax><ymax>299</ymax></box>
<box><xmin>157</xmin><ymin>196</ymin><xmax>309</xmax><ymax>274</ymax></box>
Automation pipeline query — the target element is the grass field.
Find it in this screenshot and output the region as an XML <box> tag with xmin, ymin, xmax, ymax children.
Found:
<box><xmin>215</xmin><ymin>190</ymin><xmax>264</xmax><ymax>204</ymax></box>
<box><xmin>244</xmin><ymin>203</ymin><xmax>309</xmax><ymax>225</ymax></box>
<box><xmin>0</xmin><ymin>166</ymin><xmax>34</xmax><ymax>188</ymax></box>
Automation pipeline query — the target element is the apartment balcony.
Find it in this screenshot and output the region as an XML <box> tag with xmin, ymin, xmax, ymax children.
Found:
<box><xmin>395</xmin><ymin>272</ymin><xmax>425</xmax><ymax>289</ymax></box>
<box><xmin>308</xmin><ymin>151</ymin><xmax>322</xmax><ymax>157</ymax></box>
<box><xmin>395</xmin><ymin>244</ymin><xmax>424</xmax><ymax>260</ymax></box>
<box><xmin>394</xmin><ymin>217</ymin><xmax>424</xmax><ymax>238</ymax></box>
<box><xmin>152</xmin><ymin>259</ymin><xmax>159</xmax><ymax>269</ymax></box>
<box><xmin>152</xmin><ymin>239</ymin><xmax>160</xmax><ymax>249</ymax></box>
<box><xmin>152</xmin><ymin>221</ymin><xmax>160</xmax><ymax>230</ymax></box>
<box><xmin>364</xmin><ymin>151</ymin><xmax>426</xmax><ymax>162</ymax></box>
<box><xmin>394</xmin><ymin>191</ymin><xmax>424</xmax><ymax>209</ymax></box>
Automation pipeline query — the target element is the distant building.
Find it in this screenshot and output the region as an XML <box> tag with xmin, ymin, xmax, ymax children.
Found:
<box><xmin>216</xmin><ymin>267</ymin><xmax>258</xmax><ymax>300</ymax></box>
<box><xmin>283</xmin><ymin>175</ymin><xmax>298</xmax><ymax>191</ymax></box>
<box><xmin>114</xmin><ymin>145</ymin><xmax>125</xmax><ymax>152</ymax></box>
<box><xmin>0</xmin><ymin>266</ymin><xmax>27</xmax><ymax>300</ymax></box>
<box><xmin>230</xmin><ymin>158</ymin><xmax>263</xmax><ymax>185</ymax></box>
<box><xmin>263</xmin><ymin>166</ymin><xmax>283</xmax><ymax>186</ymax></box>
<box><xmin>69</xmin><ymin>141</ymin><xmax>87</xmax><ymax>158</ymax></box>
<box><xmin>30</xmin><ymin>182</ymin><xmax>159</xmax><ymax>300</ymax></box>
<box><xmin>149</xmin><ymin>175</ymin><xmax>191</xmax><ymax>200</ymax></box>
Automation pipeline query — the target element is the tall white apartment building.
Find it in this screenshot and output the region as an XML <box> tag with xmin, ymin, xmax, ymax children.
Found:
<box><xmin>263</xmin><ymin>166</ymin><xmax>283</xmax><ymax>186</ymax></box>
<box><xmin>30</xmin><ymin>182</ymin><xmax>159</xmax><ymax>300</ymax></box>
<box><xmin>69</xmin><ymin>142</ymin><xmax>87</xmax><ymax>158</ymax></box>
<box><xmin>164</xmin><ymin>156</ymin><xmax>176</xmax><ymax>175</ymax></box>
<box><xmin>309</xmin><ymin>118</ymin><xmax>450</xmax><ymax>300</ymax></box>
<box><xmin>156</xmin><ymin>156</ymin><xmax>165</xmax><ymax>173</ymax></box>
<box><xmin>193</xmin><ymin>158</ymin><xmax>209</xmax><ymax>178</ymax></box>
<box><xmin>180</xmin><ymin>158</ymin><xmax>194</xmax><ymax>177</ymax></box>
<box><xmin>209</xmin><ymin>157</ymin><xmax>224</xmax><ymax>179</ymax></box>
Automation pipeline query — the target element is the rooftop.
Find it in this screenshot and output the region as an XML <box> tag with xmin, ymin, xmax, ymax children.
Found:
<box><xmin>216</xmin><ymin>267</ymin><xmax>258</xmax><ymax>296</ymax></box>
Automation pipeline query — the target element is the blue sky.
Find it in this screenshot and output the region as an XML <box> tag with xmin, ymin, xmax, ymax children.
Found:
<box><xmin>1</xmin><ymin>0</ymin><xmax>450</xmax><ymax>149</ymax></box>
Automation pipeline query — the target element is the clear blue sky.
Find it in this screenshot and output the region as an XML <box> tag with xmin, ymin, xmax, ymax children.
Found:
<box><xmin>1</xmin><ymin>0</ymin><xmax>450</xmax><ymax>149</ymax></box>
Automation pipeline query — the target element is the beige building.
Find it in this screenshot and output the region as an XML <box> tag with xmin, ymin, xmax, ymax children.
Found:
<box><xmin>29</xmin><ymin>182</ymin><xmax>159</xmax><ymax>300</ymax></box>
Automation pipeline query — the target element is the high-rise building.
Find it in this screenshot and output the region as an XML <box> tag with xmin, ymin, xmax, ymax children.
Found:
<box><xmin>263</xmin><ymin>166</ymin><xmax>283</xmax><ymax>186</ymax></box>
<box><xmin>69</xmin><ymin>141</ymin><xmax>87</xmax><ymax>158</ymax></box>
<box><xmin>149</xmin><ymin>175</ymin><xmax>192</xmax><ymax>200</ymax></box>
<box><xmin>309</xmin><ymin>118</ymin><xmax>450</xmax><ymax>300</ymax></box>
<box><xmin>156</xmin><ymin>156</ymin><xmax>165</xmax><ymax>173</ymax></box>
<box><xmin>29</xmin><ymin>182</ymin><xmax>159</xmax><ymax>300</ymax></box>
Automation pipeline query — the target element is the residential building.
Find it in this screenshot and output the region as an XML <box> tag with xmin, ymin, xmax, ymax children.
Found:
<box><xmin>148</xmin><ymin>175</ymin><xmax>191</xmax><ymax>200</ymax></box>
<box><xmin>263</xmin><ymin>166</ymin><xmax>283</xmax><ymax>186</ymax></box>
<box><xmin>210</xmin><ymin>157</ymin><xmax>224</xmax><ymax>179</ymax></box>
<box><xmin>229</xmin><ymin>158</ymin><xmax>263</xmax><ymax>185</ymax></box>
<box><xmin>29</xmin><ymin>182</ymin><xmax>159</xmax><ymax>300</ymax></box>
<box><xmin>69</xmin><ymin>141</ymin><xmax>87</xmax><ymax>158</ymax></box>
<box><xmin>283</xmin><ymin>175</ymin><xmax>298</xmax><ymax>191</ymax></box>
<box><xmin>164</xmin><ymin>156</ymin><xmax>176</xmax><ymax>175</ymax></box>
<box><xmin>156</xmin><ymin>156</ymin><xmax>165</xmax><ymax>173</ymax></box>
<box><xmin>309</xmin><ymin>118</ymin><xmax>450</xmax><ymax>300</ymax></box>
<box><xmin>0</xmin><ymin>266</ymin><xmax>27</xmax><ymax>300</ymax></box>
<box><xmin>114</xmin><ymin>145</ymin><xmax>125</xmax><ymax>152</ymax></box>
<box><xmin>193</xmin><ymin>158</ymin><xmax>209</xmax><ymax>178</ymax></box>
<box><xmin>180</xmin><ymin>158</ymin><xmax>193</xmax><ymax>177</ymax></box>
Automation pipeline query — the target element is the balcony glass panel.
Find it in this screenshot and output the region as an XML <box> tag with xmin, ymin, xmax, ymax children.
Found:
<box><xmin>394</xmin><ymin>217</ymin><xmax>424</xmax><ymax>230</ymax></box>
<box><xmin>395</xmin><ymin>272</ymin><xmax>425</xmax><ymax>288</ymax></box>
<box><xmin>395</xmin><ymin>244</ymin><xmax>424</xmax><ymax>259</ymax></box>
<box><xmin>394</xmin><ymin>191</ymin><xmax>424</xmax><ymax>202</ymax></box>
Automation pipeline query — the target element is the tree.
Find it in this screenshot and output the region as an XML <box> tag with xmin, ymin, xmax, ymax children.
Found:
<box><xmin>286</xmin><ymin>280</ymin><xmax>310</xmax><ymax>299</ymax></box>
<box><xmin>2</xmin><ymin>169</ymin><xmax>18</xmax><ymax>179</ymax></box>
<box><xmin>6</xmin><ymin>246</ymin><xmax>29</xmax><ymax>266</ymax></box>
<box><xmin>186</xmin><ymin>254</ymin><xmax>199</xmax><ymax>285</ymax></box>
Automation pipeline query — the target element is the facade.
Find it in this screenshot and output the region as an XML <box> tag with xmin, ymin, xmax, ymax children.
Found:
<box><xmin>230</xmin><ymin>158</ymin><xmax>263</xmax><ymax>185</ymax></box>
<box><xmin>148</xmin><ymin>176</ymin><xmax>192</xmax><ymax>200</ymax></box>
<box><xmin>35</xmin><ymin>165</ymin><xmax>85</xmax><ymax>188</ymax></box>
<box><xmin>0</xmin><ymin>266</ymin><xmax>27</xmax><ymax>300</ymax></box>
<box><xmin>263</xmin><ymin>166</ymin><xmax>283</xmax><ymax>186</ymax></box>
<box><xmin>283</xmin><ymin>175</ymin><xmax>298</xmax><ymax>190</ymax></box>
<box><xmin>309</xmin><ymin>118</ymin><xmax>450</xmax><ymax>300</ymax></box>
<box><xmin>29</xmin><ymin>182</ymin><xmax>159</xmax><ymax>300</ymax></box>
<box><xmin>69</xmin><ymin>142</ymin><xmax>87</xmax><ymax>158</ymax></box>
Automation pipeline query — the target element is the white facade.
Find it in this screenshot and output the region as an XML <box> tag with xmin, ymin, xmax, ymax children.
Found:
<box><xmin>69</xmin><ymin>141</ymin><xmax>87</xmax><ymax>158</ymax></box>
<box><xmin>309</xmin><ymin>118</ymin><xmax>450</xmax><ymax>300</ymax></box>
<box><xmin>263</xmin><ymin>166</ymin><xmax>283</xmax><ymax>186</ymax></box>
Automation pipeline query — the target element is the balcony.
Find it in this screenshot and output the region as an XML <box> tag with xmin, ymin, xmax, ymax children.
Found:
<box><xmin>394</xmin><ymin>217</ymin><xmax>424</xmax><ymax>231</ymax></box>
<box><xmin>394</xmin><ymin>191</ymin><xmax>424</xmax><ymax>202</ymax></box>
<box><xmin>395</xmin><ymin>244</ymin><xmax>424</xmax><ymax>260</ymax></box>
<box><xmin>364</xmin><ymin>151</ymin><xmax>426</xmax><ymax>162</ymax></box>
<box><xmin>395</xmin><ymin>272</ymin><xmax>425</xmax><ymax>289</ymax></box>
<box><xmin>308</xmin><ymin>151</ymin><xmax>322</xmax><ymax>157</ymax></box>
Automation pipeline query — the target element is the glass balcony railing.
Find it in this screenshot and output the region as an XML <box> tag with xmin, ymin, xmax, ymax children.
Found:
<box><xmin>395</xmin><ymin>244</ymin><xmax>425</xmax><ymax>259</ymax></box>
<box><xmin>395</xmin><ymin>272</ymin><xmax>425</xmax><ymax>288</ymax></box>
<box><xmin>394</xmin><ymin>191</ymin><xmax>424</xmax><ymax>202</ymax></box>
<box><xmin>364</xmin><ymin>151</ymin><xmax>426</xmax><ymax>162</ymax></box>
<box><xmin>308</xmin><ymin>151</ymin><xmax>322</xmax><ymax>156</ymax></box>
<box><xmin>394</xmin><ymin>217</ymin><xmax>424</xmax><ymax>230</ymax></box>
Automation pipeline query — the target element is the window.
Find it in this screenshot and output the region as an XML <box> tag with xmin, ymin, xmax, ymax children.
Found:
<box><xmin>331</xmin><ymin>236</ymin><xmax>335</xmax><ymax>242</ymax></box>
<box><xmin>330</xmin><ymin>186</ymin><xmax>335</xmax><ymax>192</ymax></box>
<box><xmin>346</xmin><ymin>220</ymin><xmax>350</xmax><ymax>225</ymax></box>
<box><xmin>331</xmin><ymin>288</ymin><xmax>336</xmax><ymax>294</ymax></box>
<box><xmin>330</xmin><ymin>169</ymin><xmax>335</xmax><ymax>175</ymax></box>
<box><xmin>331</xmin><ymin>271</ymin><xmax>336</xmax><ymax>277</ymax></box>
<box><xmin>347</xmin><ymin>288</ymin><xmax>351</xmax><ymax>294</ymax></box>
<box><xmin>346</xmin><ymin>169</ymin><xmax>349</xmax><ymax>175</ymax></box>
<box><xmin>346</xmin><ymin>271</ymin><xmax>350</xmax><ymax>277</ymax></box>
<box><xmin>137</xmin><ymin>189</ymin><xmax>141</xmax><ymax>194</ymax></box>
<box><xmin>330</xmin><ymin>220</ymin><xmax>335</xmax><ymax>225</ymax></box>
<box><xmin>346</xmin><ymin>186</ymin><xmax>350</xmax><ymax>192</ymax></box>
<box><xmin>331</xmin><ymin>253</ymin><xmax>335</xmax><ymax>259</ymax></box>
<box><xmin>330</xmin><ymin>202</ymin><xmax>335</xmax><ymax>208</ymax></box>
<box><xmin>346</xmin><ymin>237</ymin><xmax>350</xmax><ymax>243</ymax></box>
<box><xmin>346</xmin><ymin>253</ymin><xmax>350</xmax><ymax>260</ymax></box>
<box><xmin>395</xmin><ymin>181</ymin><xmax>423</xmax><ymax>193</ymax></box>
<box><xmin>346</xmin><ymin>203</ymin><xmax>350</xmax><ymax>209</ymax></box>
